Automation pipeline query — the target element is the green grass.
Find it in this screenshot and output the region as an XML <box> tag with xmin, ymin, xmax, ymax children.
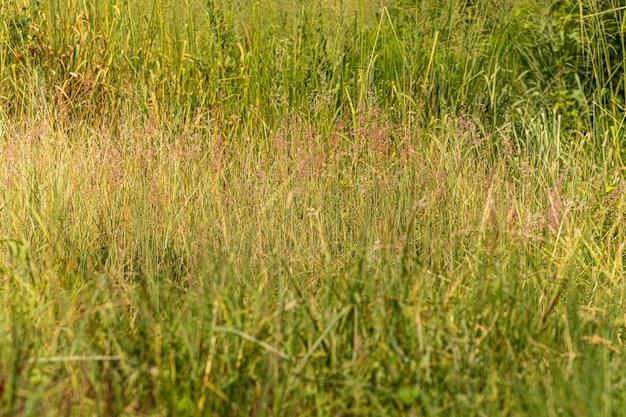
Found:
<box><xmin>1</xmin><ymin>0</ymin><xmax>625</xmax><ymax>415</ymax></box>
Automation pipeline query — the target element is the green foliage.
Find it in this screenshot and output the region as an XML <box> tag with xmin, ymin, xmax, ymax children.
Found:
<box><xmin>0</xmin><ymin>0</ymin><xmax>626</xmax><ymax>416</ymax></box>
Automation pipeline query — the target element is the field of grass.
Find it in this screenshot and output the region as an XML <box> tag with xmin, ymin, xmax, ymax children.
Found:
<box><xmin>1</xmin><ymin>0</ymin><xmax>625</xmax><ymax>415</ymax></box>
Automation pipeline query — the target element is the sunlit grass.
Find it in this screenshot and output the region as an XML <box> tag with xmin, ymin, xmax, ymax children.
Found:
<box><xmin>1</xmin><ymin>0</ymin><xmax>625</xmax><ymax>416</ymax></box>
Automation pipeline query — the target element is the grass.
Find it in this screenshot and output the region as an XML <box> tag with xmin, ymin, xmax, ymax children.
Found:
<box><xmin>0</xmin><ymin>0</ymin><xmax>625</xmax><ymax>415</ymax></box>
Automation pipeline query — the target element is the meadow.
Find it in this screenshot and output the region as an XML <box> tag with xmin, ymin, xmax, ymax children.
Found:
<box><xmin>0</xmin><ymin>0</ymin><xmax>625</xmax><ymax>415</ymax></box>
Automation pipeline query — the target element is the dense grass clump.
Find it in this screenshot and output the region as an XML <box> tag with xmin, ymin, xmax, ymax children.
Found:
<box><xmin>1</xmin><ymin>0</ymin><xmax>625</xmax><ymax>416</ymax></box>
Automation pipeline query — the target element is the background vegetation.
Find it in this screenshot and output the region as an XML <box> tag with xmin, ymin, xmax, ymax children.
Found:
<box><xmin>0</xmin><ymin>0</ymin><xmax>625</xmax><ymax>415</ymax></box>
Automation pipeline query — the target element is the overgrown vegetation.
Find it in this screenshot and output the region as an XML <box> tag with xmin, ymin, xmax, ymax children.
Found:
<box><xmin>1</xmin><ymin>0</ymin><xmax>625</xmax><ymax>415</ymax></box>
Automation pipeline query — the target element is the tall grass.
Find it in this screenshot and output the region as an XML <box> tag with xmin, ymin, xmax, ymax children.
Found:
<box><xmin>1</xmin><ymin>0</ymin><xmax>625</xmax><ymax>415</ymax></box>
